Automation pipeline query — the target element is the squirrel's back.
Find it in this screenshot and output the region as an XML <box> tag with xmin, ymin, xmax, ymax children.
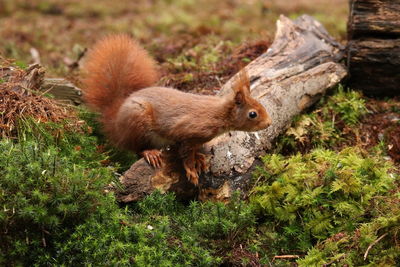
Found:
<box><xmin>81</xmin><ymin>34</ymin><xmax>159</xmax><ymax>113</ymax></box>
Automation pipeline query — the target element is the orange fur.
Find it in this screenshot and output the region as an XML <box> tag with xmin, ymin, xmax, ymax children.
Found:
<box><xmin>81</xmin><ymin>34</ymin><xmax>158</xmax><ymax>115</ymax></box>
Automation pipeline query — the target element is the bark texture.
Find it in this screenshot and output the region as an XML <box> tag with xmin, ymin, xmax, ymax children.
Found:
<box><xmin>348</xmin><ymin>0</ymin><xmax>400</xmax><ymax>39</ymax></box>
<box><xmin>347</xmin><ymin>0</ymin><xmax>400</xmax><ymax>96</ymax></box>
<box><xmin>115</xmin><ymin>15</ymin><xmax>348</xmax><ymax>203</ymax></box>
<box><xmin>42</xmin><ymin>78</ymin><xmax>83</xmax><ymax>105</ymax></box>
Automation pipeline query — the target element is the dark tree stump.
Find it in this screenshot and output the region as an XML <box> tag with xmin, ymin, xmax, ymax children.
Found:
<box><xmin>347</xmin><ymin>0</ymin><xmax>400</xmax><ymax>96</ymax></box>
<box><xmin>114</xmin><ymin>15</ymin><xmax>347</xmax><ymax>203</ymax></box>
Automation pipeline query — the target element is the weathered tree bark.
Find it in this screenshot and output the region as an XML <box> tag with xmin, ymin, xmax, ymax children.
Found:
<box><xmin>114</xmin><ymin>15</ymin><xmax>347</xmax><ymax>203</ymax></box>
<box><xmin>347</xmin><ymin>0</ymin><xmax>400</xmax><ymax>96</ymax></box>
<box><xmin>348</xmin><ymin>0</ymin><xmax>400</xmax><ymax>38</ymax></box>
<box><xmin>42</xmin><ymin>78</ymin><xmax>83</xmax><ymax>105</ymax></box>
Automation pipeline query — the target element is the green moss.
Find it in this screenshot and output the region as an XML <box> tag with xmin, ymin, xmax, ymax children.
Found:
<box><xmin>326</xmin><ymin>85</ymin><xmax>368</xmax><ymax>125</ymax></box>
<box><xmin>276</xmin><ymin>85</ymin><xmax>368</xmax><ymax>153</ymax></box>
<box><xmin>1</xmin><ymin>110</ymin><xmax>399</xmax><ymax>266</ymax></box>
<box><xmin>0</xmin><ymin>118</ymin><xmax>116</xmax><ymax>265</ymax></box>
<box><xmin>77</xmin><ymin>107</ymin><xmax>138</xmax><ymax>172</ymax></box>
<box><xmin>299</xmin><ymin>214</ymin><xmax>400</xmax><ymax>266</ymax></box>
<box><xmin>0</xmin><ymin>116</ymin><xmax>254</xmax><ymax>265</ymax></box>
<box><xmin>250</xmin><ymin>147</ymin><xmax>399</xmax><ymax>265</ymax></box>
<box><xmin>34</xmin><ymin>190</ymin><xmax>260</xmax><ymax>266</ymax></box>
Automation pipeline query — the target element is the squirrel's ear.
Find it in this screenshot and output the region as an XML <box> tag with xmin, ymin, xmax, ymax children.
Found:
<box><xmin>231</xmin><ymin>69</ymin><xmax>251</xmax><ymax>97</ymax></box>
<box><xmin>234</xmin><ymin>90</ymin><xmax>245</xmax><ymax>105</ymax></box>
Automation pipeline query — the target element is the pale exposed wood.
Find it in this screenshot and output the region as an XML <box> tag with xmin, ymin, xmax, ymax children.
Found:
<box><xmin>42</xmin><ymin>78</ymin><xmax>82</xmax><ymax>105</ymax></box>
<box><xmin>114</xmin><ymin>15</ymin><xmax>347</xmax><ymax>203</ymax></box>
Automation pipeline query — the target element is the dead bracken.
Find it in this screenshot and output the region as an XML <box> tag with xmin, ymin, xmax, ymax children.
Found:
<box><xmin>0</xmin><ymin>58</ymin><xmax>80</xmax><ymax>138</ymax></box>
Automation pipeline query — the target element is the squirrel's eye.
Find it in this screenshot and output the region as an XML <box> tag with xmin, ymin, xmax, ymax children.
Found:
<box><xmin>248</xmin><ymin>111</ymin><xmax>258</xmax><ymax>119</ymax></box>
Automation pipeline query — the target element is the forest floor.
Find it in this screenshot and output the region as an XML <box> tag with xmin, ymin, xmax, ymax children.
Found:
<box><xmin>1</xmin><ymin>0</ymin><xmax>399</xmax><ymax>266</ymax></box>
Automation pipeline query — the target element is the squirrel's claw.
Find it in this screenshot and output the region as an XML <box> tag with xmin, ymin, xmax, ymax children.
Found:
<box><xmin>183</xmin><ymin>152</ymin><xmax>210</xmax><ymax>186</ymax></box>
<box><xmin>142</xmin><ymin>149</ymin><xmax>163</xmax><ymax>168</ymax></box>
<box><xmin>195</xmin><ymin>152</ymin><xmax>209</xmax><ymax>173</ymax></box>
<box><xmin>185</xmin><ymin>167</ymin><xmax>199</xmax><ymax>186</ymax></box>
<box><xmin>183</xmin><ymin>158</ymin><xmax>199</xmax><ymax>186</ymax></box>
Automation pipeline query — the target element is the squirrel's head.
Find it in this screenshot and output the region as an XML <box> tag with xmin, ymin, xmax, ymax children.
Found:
<box><xmin>228</xmin><ymin>70</ymin><xmax>272</xmax><ymax>131</ymax></box>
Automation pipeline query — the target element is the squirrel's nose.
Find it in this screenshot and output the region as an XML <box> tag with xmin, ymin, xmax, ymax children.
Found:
<box><xmin>261</xmin><ymin>115</ymin><xmax>272</xmax><ymax>129</ymax></box>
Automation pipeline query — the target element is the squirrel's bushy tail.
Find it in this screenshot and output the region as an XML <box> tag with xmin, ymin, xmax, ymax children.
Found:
<box><xmin>81</xmin><ymin>34</ymin><xmax>159</xmax><ymax>113</ymax></box>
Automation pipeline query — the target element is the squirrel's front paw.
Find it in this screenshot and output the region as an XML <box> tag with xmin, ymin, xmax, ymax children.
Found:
<box><xmin>142</xmin><ymin>149</ymin><xmax>163</xmax><ymax>168</ymax></box>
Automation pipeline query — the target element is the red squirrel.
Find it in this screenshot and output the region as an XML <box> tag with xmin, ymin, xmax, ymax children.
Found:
<box><xmin>81</xmin><ymin>34</ymin><xmax>271</xmax><ymax>185</ymax></box>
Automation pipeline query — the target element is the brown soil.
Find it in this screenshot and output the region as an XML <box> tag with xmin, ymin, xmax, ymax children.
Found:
<box><xmin>361</xmin><ymin>99</ymin><xmax>400</xmax><ymax>162</ymax></box>
<box><xmin>158</xmin><ymin>39</ymin><xmax>270</xmax><ymax>94</ymax></box>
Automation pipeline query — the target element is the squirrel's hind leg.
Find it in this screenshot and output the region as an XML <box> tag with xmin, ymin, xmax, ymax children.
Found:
<box><xmin>118</xmin><ymin>99</ymin><xmax>165</xmax><ymax>169</ymax></box>
<box><xmin>180</xmin><ymin>145</ymin><xmax>209</xmax><ymax>186</ymax></box>
<box><xmin>142</xmin><ymin>149</ymin><xmax>163</xmax><ymax>168</ymax></box>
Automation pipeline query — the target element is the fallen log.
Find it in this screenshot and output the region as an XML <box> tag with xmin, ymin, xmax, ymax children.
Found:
<box><xmin>114</xmin><ymin>15</ymin><xmax>347</xmax><ymax>203</ymax></box>
<box><xmin>42</xmin><ymin>78</ymin><xmax>82</xmax><ymax>105</ymax></box>
<box><xmin>347</xmin><ymin>0</ymin><xmax>400</xmax><ymax>96</ymax></box>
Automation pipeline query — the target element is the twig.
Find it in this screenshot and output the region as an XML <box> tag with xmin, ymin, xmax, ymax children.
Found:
<box><xmin>364</xmin><ymin>233</ymin><xmax>388</xmax><ymax>260</ymax></box>
<box><xmin>273</xmin><ymin>255</ymin><xmax>300</xmax><ymax>260</ymax></box>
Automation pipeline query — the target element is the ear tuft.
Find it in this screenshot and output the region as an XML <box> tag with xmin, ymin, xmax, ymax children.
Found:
<box><xmin>232</xmin><ymin>69</ymin><xmax>250</xmax><ymax>95</ymax></box>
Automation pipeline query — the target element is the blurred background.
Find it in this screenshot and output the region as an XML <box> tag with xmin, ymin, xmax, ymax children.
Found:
<box><xmin>0</xmin><ymin>0</ymin><xmax>348</xmax><ymax>89</ymax></box>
